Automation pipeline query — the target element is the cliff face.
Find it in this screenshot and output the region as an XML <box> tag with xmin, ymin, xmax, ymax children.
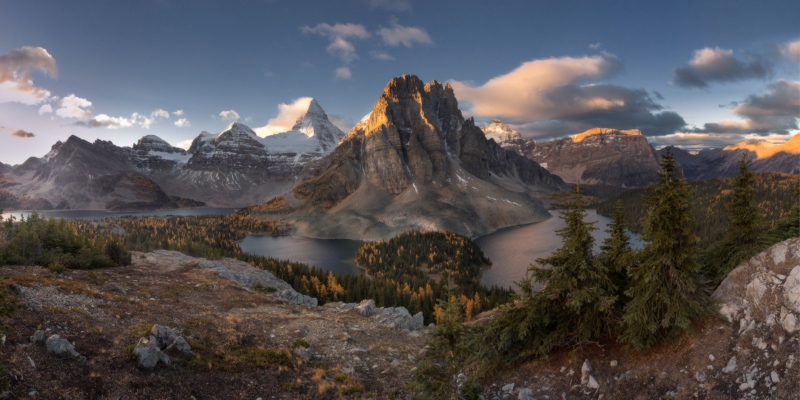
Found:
<box><xmin>288</xmin><ymin>75</ymin><xmax>564</xmax><ymax>240</ymax></box>
<box><xmin>529</xmin><ymin>128</ymin><xmax>661</xmax><ymax>187</ymax></box>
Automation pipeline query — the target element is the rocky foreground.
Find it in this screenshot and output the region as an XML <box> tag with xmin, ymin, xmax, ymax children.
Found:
<box><xmin>1</xmin><ymin>238</ymin><xmax>798</xmax><ymax>399</ymax></box>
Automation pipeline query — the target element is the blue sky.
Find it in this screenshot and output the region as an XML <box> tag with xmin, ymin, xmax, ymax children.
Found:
<box><xmin>1</xmin><ymin>0</ymin><xmax>798</xmax><ymax>164</ymax></box>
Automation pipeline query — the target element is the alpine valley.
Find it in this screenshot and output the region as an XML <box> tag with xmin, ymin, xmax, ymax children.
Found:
<box><xmin>0</xmin><ymin>74</ymin><xmax>798</xmax><ymax>241</ymax></box>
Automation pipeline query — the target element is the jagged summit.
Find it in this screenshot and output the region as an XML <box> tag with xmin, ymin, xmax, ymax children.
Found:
<box><xmin>283</xmin><ymin>98</ymin><xmax>346</xmax><ymax>151</ymax></box>
<box><xmin>571</xmin><ymin>127</ymin><xmax>642</xmax><ymax>142</ymax></box>
<box><xmin>287</xmin><ymin>74</ymin><xmax>564</xmax><ymax>240</ymax></box>
<box><xmin>481</xmin><ymin>119</ymin><xmax>523</xmax><ymax>144</ymax></box>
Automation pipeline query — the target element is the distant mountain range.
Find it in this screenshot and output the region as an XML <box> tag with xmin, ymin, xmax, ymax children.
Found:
<box><xmin>0</xmin><ymin>74</ymin><xmax>796</xmax><ymax>242</ymax></box>
<box><xmin>0</xmin><ymin>99</ymin><xmax>346</xmax><ymax>210</ymax></box>
<box><xmin>481</xmin><ymin>120</ymin><xmax>799</xmax><ymax>187</ymax></box>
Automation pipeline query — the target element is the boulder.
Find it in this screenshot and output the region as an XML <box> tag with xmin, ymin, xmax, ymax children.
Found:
<box><xmin>149</xmin><ymin>324</ymin><xmax>177</xmax><ymax>350</ymax></box>
<box><xmin>356</xmin><ymin>299</ymin><xmax>376</xmax><ymax>317</ymax></box>
<box><xmin>132</xmin><ymin>337</ymin><xmax>171</xmax><ymax>369</ymax></box>
<box><xmin>45</xmin><ymin>334</ymin><xmax>80</xmax><ymax>357</ymax></box>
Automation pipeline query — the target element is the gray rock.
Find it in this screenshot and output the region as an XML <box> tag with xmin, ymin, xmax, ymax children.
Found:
<box><xmin>502</xmin><ymin>383</ymin><xmax>515</xmax><ymax>392</ymax></box>
<box><xmin>293</xmin><ymin>348</ymin><xmax>312</xmax><ymax>360</ymax></box>
<box><xmin>723</xmin><ymin>356</ymin><xmax>737</xmax><ymax>373</ymax></box>
<box><xmin>165</xmin><ymin>336</ymin><xmax>193</xmax><ymax>356</ymax></box>
<box><xmin>609</xmin><ymin>360</ymin><xmax>618</xmax><ymax>367</ymax></box>
<box><xmin>356</xmin><ymin>299</ymin><xmax>376</xmax><ymax>316</ymax></box>
<box><xmin>581</xmin><ymin>359</ymin><xmax>592</xmax><ymax>385</ymax></box>
<box><xmin>695</xmin><ymin>371</ymin><xmax>706</xmax><ymax>382</ymax></box>
<box><xmin>45</xmin><ymin>334</ymin><xmax>80</xmax><ymax>357</ymax></box>
<box><xmin>518</xmin><ymin>388</ymin><xmax>533</xmax><ymax>400</ymax></box>
<box><xmin>771</xmin><ymin>370</ymin><xmax>780</xmax><ymax>383</ymax></box>
<box><xmin>30</xmin><ymin>330</ymin><xmax>45</xmax><ymax>343</ymax></box>
<box><xmin>149</xmin><ymin>324</ymin><xmax>177</xmax><ymax>350</ymax></box>
<box><xmin>587</xmin><ymin>375</ymin><xmax>600</xmax><ymax>389</ymax></box>
<box><xmin>133</xmin><ymin>337</ymin><xmax>171</xmax><ymax>369</ymax></box>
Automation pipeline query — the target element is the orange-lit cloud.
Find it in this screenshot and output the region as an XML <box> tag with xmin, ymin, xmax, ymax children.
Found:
<box><xmin>254</xmin><ymin>97</ymin><xmax>313</xmax><ymax>137</ymax></box>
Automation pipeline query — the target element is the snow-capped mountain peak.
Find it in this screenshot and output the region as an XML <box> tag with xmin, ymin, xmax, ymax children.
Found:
<box><xmin>481</xmin><ymin>119</ymin><xmax>522</xmax><ymax>144</ymax></box>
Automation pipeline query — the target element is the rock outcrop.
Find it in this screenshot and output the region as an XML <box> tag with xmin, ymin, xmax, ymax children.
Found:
<box><xmin>133</xmin><ymin>250</ymin><xmax>318</xmax><ymax>306</ymax></box>
<box><xmin>528</xmin><ymin>127</ymin><xmax>661</xmax><ymax>187</ymax></box>
<box><xmin>286</xmin><ymin>75</ymin><xmax>565</xmax><ymax>240</ymax></box>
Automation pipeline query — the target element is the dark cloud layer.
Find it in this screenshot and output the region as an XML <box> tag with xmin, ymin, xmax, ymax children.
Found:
<box><xmin>11</xmin><ymin>129</ymin><xmax>35</xmax><ymax>138</ymax></box>
<box><xmin>690</xmin><ymin>80</ymin><xmax>799</xmax><ymax>135</ymax></box>
<box><xmin>672</xmin><ymin>47</ymin><xmax>772</xmax><ymax>88</ymax></box>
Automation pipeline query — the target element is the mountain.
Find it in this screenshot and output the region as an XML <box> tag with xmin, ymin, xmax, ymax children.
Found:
<box><xmin>525</xmin><ymin>127</ymin><xmax>661</xmax><ymax>187</ymax></box>
<box><xmin>3</xmin><ymin>99</ymin><xmax>346</xmax><ymax>210</ymax></box>
<box><xmin>279</xmin><ymin>75</ymin><xmax>565</xmax><ymax>240</ymax></box>
<box><xmin>659</xmin><ymin>133</ymin><xmax>800</xmax><ymax>181</ymax></box>
<box><xmin>480</xmin><ymin>119</ymin><xmax>535</xmax><ymax>157</ymax></box>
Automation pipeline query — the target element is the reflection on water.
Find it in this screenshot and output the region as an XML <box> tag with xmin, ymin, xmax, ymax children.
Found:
<box><xmin>476</xmin><ymin>209</ymin><xmax>642</xmax><ymax>291</ymax></box>
<box><xmin>2</xmin><ymin>206</ymin><xmax>641</xmax><ymax>289</ymax></box>
<box><xmin>0</xmin><ymin>208</ymin><xmax>236</xmax><ymax>220</ymax></box>
<box><xmin>239</xmin><ymin>235</ymin><xmax>365</xmax><ymax>276</ymax></box>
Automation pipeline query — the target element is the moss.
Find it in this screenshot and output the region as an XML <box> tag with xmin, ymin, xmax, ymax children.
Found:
<box><xmin>292</xmin><ymin>338</ymin><xmax>310</xmax><ymax>349</ymax></box>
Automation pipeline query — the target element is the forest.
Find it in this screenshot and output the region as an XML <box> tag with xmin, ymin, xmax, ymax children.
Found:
<box><xmin>595</xmin><ymin>172</ymin><xmax>799</xmax><ymax>247</ymax></box>
<box><xmin>0</xmin><ymin>209</ymin><xmax>510</xmax><ymax>325</ymax></box>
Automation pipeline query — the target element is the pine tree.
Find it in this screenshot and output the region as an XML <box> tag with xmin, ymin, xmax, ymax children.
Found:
<box><xmin>621</xmin><ymin>147</ymin><xmax>709</xmax><ymax>349</ymax></box>
<box><xmin>477</xmin><ymin>186</ymin><xmax>616</xmax><ymax>362</ymax></box>
<box><xmin>598</xmin><ymin>199</ymin><xmax>635</xmax><ymax>304</ymax></box>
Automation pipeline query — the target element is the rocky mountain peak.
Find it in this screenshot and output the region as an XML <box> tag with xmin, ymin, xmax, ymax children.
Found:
<box><xmin>571</xmin><ymin>127</ymin><xmax>642</xmax><ymax>142</ymax></box>
<box><xmin>481</xmin><ymin>119</ymin><xmax>523</xmax><ymax>144</ymax></box>
<box><xmin>133</xmin><ymin>135</ymin><xmax>184</xmax><ymax>154</ymax></box>
<box><xmin>288</xmin><ymin>98</ymin><xmax>346</xmax><ymax>151</ymax></box>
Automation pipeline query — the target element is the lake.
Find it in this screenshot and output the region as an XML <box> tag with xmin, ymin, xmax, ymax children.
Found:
<box><xmin>3</xmin><ymin>207</ymin><xmax>641</xmax><ymax>290</ymax></box>
<box><xmin>475</xmin><ymin>209</ymin><xmax>642</xmax><ymax>290</ymax></box>
<box><xmin>240</xmin><ymin>209</ymin><xmax>641</xmax><ymax>290</ymax></box>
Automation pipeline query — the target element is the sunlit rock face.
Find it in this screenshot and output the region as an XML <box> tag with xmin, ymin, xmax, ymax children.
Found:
<box><xmin>288</xmin><ymin>74</ymin><xmax>565</xmax><ymax>240</ymax></box>
<box><xmin>528</xmin><ymin>128</ymin><xmax>661</xmax><ymax>188</ymax></box>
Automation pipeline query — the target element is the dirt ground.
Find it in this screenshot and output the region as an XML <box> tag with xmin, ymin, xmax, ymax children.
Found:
<box><xmin>0</xmin><ymin>257</ymin><xmax>429</xmax><ymax>399</ymax></box>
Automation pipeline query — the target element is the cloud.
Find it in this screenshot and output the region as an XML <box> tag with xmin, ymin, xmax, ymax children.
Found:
<box><xmin>151</xmin><ymin>109</ymin><xmax>170</xmax><ymax>119</ymax></box>
<box><xmin>74</xmin><ymin>112</ymin><xmax>159</xmax><ymax>129</ymax></box>
<box><xmin>38</xmin><ymin>103</ymin><xmax>53</xmax><ymax>115</ymax></box>
<box><xmin>648</xmin><ymin>132</ymin><xmax>797</xmax><ymax>151</ymax></box>
<box><xmin>333</xmin><ymin>66</ymin><xmax>352</xmax><ymax>80</ymax></box>
<box><xmin>689</xmin><ymin>80</ymin><xmax>800</xmax><ymax>135</ymax></box>
<box><xmin>449</xmin><ymin>53</ymin><xmax>687</xmax><ymax>138</ymax></box>
<box><xmin>368</xmin><ymin>0</ymin><xmax>411</xmax><ymax>12</ymax></box>
<box><xmin>781</xmin><ymin>39</ymin><xmax>800</xmax><ymax>63</ymax></box>
<box><xmin>254</xmin><ymin>97</ymin><xmax>313</xmax><ymax>137</ymax></box>
<box><xmin>56</xmin><ymin>94</ymin><xmax>93</xmax><ymax>119</ymax></box>
<box><xmin>589</xmin><ymin>43</ymin><xmax>602</xmax><ymax>50</ymax></box>
<box><xmin>172</xmin><ymin>109</ymin><xmax>184</xmax><ymax>116</ymax></box>
<box><xmin>175</xmin><ymin>139</ymin><xmax>193</xmax><ymax>150</ymax></box>
<box><xmin>219</xmin><ymin>110</ymin><xmax>240</xmax><ymax>121</ymax></box>
<box><xmin>377</xmin><ymin>18</ymin><xmax>433</xmax><ymax>47</ymax></box>
<box><xmin>174</xmin><ymin>118</ymin><xmax>191</xmax><ymax>128</ymax></box>
<box><xmin>0</xmin><ymin>46</ymin><xmax>57</xmax><ymax>105</ymax></box>
<box><xmin>369</xmin><ymin>50</ymin><xmax>395</xmax><ymax>60</ymax></box>
<box><xmin>11</xmin><ymin>129</ymin><xmax>35</xmax><ymax>138</ymax></box>
<box><xmin>671</xmin><ymin>47</ymin><xmax>772</xmax><ymax>88</ymax></box>
<box><xmin>300</xmin><ymin>23</ymin><xmax>370</xmax><ymax>63</ymax></box>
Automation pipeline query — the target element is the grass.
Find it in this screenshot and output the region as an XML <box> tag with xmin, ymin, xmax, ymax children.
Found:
<box><xmin>222</xmin><ymin>347</ymin><xmax>294</xmax><ymax>370</ymax></box>
<box><xmin>252</xmin><ymin>281</ymin><xmax>278</xmax><ymax>293</ymax></box>
<box><xmin>292</xmin><ymin>338</ymin><xmax>310</xmax><ymax>349</ymax></box>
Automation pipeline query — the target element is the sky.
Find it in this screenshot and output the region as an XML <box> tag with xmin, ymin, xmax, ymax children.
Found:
<box><xmin>0</xmin><ymin>0</ymin><xmax>798</xmax><ymax>165</ymax></box>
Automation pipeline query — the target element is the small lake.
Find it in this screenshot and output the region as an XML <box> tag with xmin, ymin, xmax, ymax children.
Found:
<box><xmin>240</xmin><ymin>209</ymin><xmax>641</xmax><ymax>289</ymax></box>
<box><xmin>239</xmin><ymin>236</ymin><xmax>365</xmax><ymax>276</ymax></box>
<box><xmin>0</xmin><ymin>208</ymin><xmax>236</xmax><ymax>220</ymax></box>
<box><xmin>476</xmin><ymin>209</ymin><xmax>642</xmax><ymax>290</ymax></box>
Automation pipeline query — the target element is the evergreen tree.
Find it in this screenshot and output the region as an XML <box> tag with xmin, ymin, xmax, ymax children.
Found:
<box><xmin>621</xmin><ymin>147</ymin><xmax>709</xmax><ymax>349</ymax></box>
<box><xmin>598</xmin><ymin>199</ymin><xmax>635</xmax><ymax>304</ymax></box>
<box><xmin>701</xmin><ymin>152</ymin><xmax>762</xmax><ymax>284</ymax></box>
<box><xmin>477</xmin><ymin>186</ymin><xmax>616</xmax><ymax>362</ymax></box>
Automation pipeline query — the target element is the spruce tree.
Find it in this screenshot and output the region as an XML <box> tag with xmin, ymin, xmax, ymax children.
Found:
<box><xmin>701</xmin><ymin>152</ymin><xmax>762</xmax><ymax>284</ymax></box>
<box><xmin>477</xmin><ymin>186</ymin><xmax>616</xmax><ymax>362</ymax></box>
<box><xmin>621</xmin><ymin>147</ymin><xmax>709</xmax><ymax>349</ymax></box>
<box><xmin>598</xmin><ymin>199</ymin><xmax>635</xmax><ymax>304</ymax></box>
